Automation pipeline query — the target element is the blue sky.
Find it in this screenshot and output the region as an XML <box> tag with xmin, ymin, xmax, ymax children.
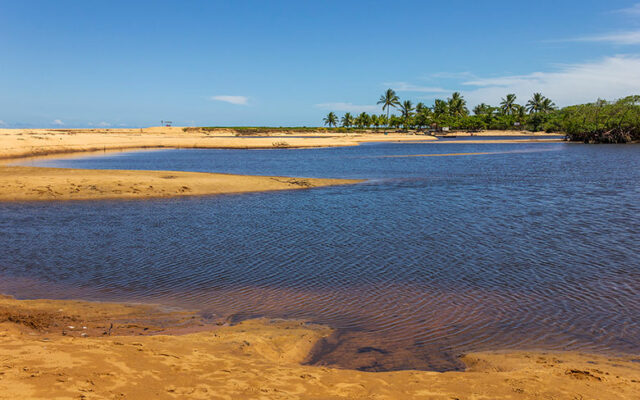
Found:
<box><xmin>1</xmin><ymin>0</ymin><xmax>640</xmax><ymax>128</ymax></box>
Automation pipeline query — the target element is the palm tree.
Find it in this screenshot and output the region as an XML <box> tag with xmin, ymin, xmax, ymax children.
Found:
<box><xmin>323</xmin><ymin>112</ymin><xmax>338</xmax><ymax>127</ymax></box>
<box><xmin>414</xmin><ymin>106</ymin><xmax>432</xmax><ymax>131</ymax></box>
<box><xmin>378</xmin><ymin>114</ymin><xmax>388</xmax><ymax>128</ymax></box>
<box><xmin>398</xmin><ymin>100</ymin><xmax>415</xmax><ymax>130</ymax></box>
<box><xmin>399</xmin><ymin>100</ymin><xmax>414</xmax><ymax>118</ymax></box>
<box><xmin>355</xmin><ymin>112</ymin><xmax>371</xmax><ymax>128</ymax></box>
<box><xmin>341</xmin><ymin>112</ymin><xmax>354</xmax><ymax>128</ymax></box>
<box><xmin>526</xmin><ymin>93</ymin><xmax>545</xmax><ymax>114</ymax></box>
<box><xmin>432</xmin><ymin>99</ymin><xmax>448</xmax><ymax>118</ymax></box>
<box><xmin>370</xmin><ymin>114</ymin><xmax>380</xmax><ymax>130</ymax></box>
<box><xmin>389</xmin><ymin>115</ymin><xmax>402</xmax><ymax>129</ymax></box>
<box><xmin>500</xmin><ymin>94</ymin><xmax>518</xmax><ymax>115</ymax></box>
<box><xmin>473</xmin><ymin>103</ymin><xmax>493</xmax><ymax>116</ymax></box>
<box><xmin>540</xmin><ymin>98</ymin><xmax>556</xmax><ymax>114</ymax></box>
<box><xmin>448</xmin><ymin>92</ymin><xmax>468</xmax><ymax>117</ymax></box>
<box><xmin>377</xmin><ymin>88</ymin><xmax>401</xmax><ymax>123</ymax></box>
<box><xmin>514</xmin><ymin>104</ymin><xmax>526</xmax><ymax>123</ymax></box>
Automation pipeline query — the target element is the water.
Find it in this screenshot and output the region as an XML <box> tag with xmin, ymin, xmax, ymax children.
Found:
<box><xmin>2</xmin><ymin>141</ymin><xmax>639</xmax><ymax>371</ymax></box>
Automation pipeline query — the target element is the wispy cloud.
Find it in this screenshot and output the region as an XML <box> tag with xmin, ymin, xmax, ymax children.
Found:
<box><xmin>0</xmin><ymin>120</ymin><xmax>7</xmax><ymax>127</ymax></box>
<box><xmin>613</xmin><ymin>2</ymin><xmax>640</xmax><ymax>15</ymax></box>
<box><xmin>384</xmin><ymin>81</ymin><xmax>450</xmax><ymax>93</ymax></box>
<box><xmin>210</xmin><ymin>95</ymin><xmax>249</xmax><ymax>105</ymax></box>
<box><xmin>52</xmin><ymin>119</ymin><xmax>64</xmax><ymax>126</ymax></box>
<box><xmin>315</xmin><ymin>102</ymin><xmax>379</xmax><ymax>113</ymax></box>
<box><xmin>566</xmin><ymin>30</ymin><xmax>640</xmax><ymax>45</ymax></box>
<box><xmin>88</xmin><ymin>121</ymin><xmax>112</xmax><ymax>127</ymax></box>
<box><xmin>460</xmin><ymin>55</ymin><xmax>640</xmax><ymax>107</ymax></box>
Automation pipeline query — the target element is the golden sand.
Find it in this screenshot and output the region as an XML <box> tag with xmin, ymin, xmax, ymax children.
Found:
<box><xmin>0</xmin><ymin>127</ymin><xmax>437</xmax><ymax>160</ymax></box>
<box><xmin>0</xmin><ymin>166</ymin><xmax>361</xmax><ymax>201</ymax></box>
<box><xmin>1</xmin><ymin>296</ymin><xmax>638</xmax><ymax>400</ymax></box>
<box><xmin>0</xmin><ymin>127</ymin><xmax>396</xmax><ymax>201</ymax></box>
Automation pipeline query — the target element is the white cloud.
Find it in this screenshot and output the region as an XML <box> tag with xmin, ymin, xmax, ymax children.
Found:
<box><xmin>210</xmin><ymin>95</ymin><xmax>249</xmax><ymax>105</ymax></box>
<box><xmin>384</xmin><ymin>81</ymin><xmax>450</xmax><ymax>93</ymax></box>
<box><xmin>0</xmin><ymin>120</ymin><xmax>6</xmax><ymax>127</ymax></box>
<box><xmin>614</xmin><ymin>3</ymin><xmax>640</xmax><ymax>15</ymax></box>
<box><xmin>315</xmin><ymin>102</ymin><xmax>379</xmax><ymax>113</ymax></box>
<box><xmin>52</xmin><ymin>119</ymin><xmax>64</xmax><ymax>126</ymax></box>
<box><xmin>459</xmin><ymin>55</ymin><xmax>640</xmax><ymax>107</ymax></box>
<box><xmin>567</xmin><ymin>30</ymin><xmax>640</xmax><ymax>45</ymax></box>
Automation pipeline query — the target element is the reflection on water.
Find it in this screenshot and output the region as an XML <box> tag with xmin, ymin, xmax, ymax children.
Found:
<box><xmin>2</xmin><ymin>141</ymin><xmax>639</xmax><ymax>371</ymax></box>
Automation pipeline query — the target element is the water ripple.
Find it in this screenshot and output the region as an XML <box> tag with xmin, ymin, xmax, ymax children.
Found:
<box><xmin>1</xmin><ymin>141</ymin><xmax>639</xmax><ymax>371</ymax></box>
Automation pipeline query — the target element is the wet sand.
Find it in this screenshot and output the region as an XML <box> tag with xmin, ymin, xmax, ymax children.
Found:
<box><xmin>1</xmin><ymin>296</ymin><xmax>639</xmax><ymax>399</ymax></box>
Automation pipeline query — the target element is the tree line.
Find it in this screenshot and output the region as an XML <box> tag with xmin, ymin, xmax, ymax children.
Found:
<box><xmin>322</xmin><ymin>89</ymin><xmax>640</xmax><ymax>143</ymax></box>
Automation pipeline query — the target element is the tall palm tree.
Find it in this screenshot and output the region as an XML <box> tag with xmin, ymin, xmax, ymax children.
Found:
<box><xmin>500</xmin><ymin>94</ymin><xmax>518</xmax><ymax>115</ymax></box>
<box><xmin>377</xmin><ymin>89</ymin><xmax>401</xmax><ymax>122</ymax></box>
<box><xmin>526</xmin><ymin>93</ymin><xmax>545</xmax><ymax>114</ymax></box>
<box><xmin>341</xmin><ymin>112</ymin><xmax>354</xmax><ymax>128</ymax></box>
<box><xmin>323</xmin><ymin>112</ymin><xmax>338</xmax><ymax>127</ymax></box>
<box><xmin>399</xmin><ymin>100</ymin><xmax>414</xmax><ymax>130</ymax></box>
<box><xmin>432</xmin><ymin>99</ymin><xmax>448</xmax><ymax>118</ymax></box>
<box><xmin>448</xmin><ymin>92</ymin><xmax>468</xmax><ymax>117</ymax></box>
<box><xmin>414</xmin><ymin>105</ymin><xmax>431</xmax><ymax>131</ymax></box>
<box><xmin>540</xmin><ymin>97</ymin><xmax>556</xmax><ymax>114</ymax></box>
<box><xmin>399</xmin><ymin>100</ymin><xmax>414</xmax><ymax>118</ymax></box>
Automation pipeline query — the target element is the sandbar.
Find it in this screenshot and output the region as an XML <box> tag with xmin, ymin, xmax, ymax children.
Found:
<box><xmin>0</xmin><ymin>127</ymin><xmax>381</xmax><ymax>201</ymax></box>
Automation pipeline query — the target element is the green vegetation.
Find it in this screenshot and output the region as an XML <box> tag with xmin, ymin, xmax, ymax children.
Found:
<box><xmin>318</xmin><ymin>90</ymin><xmax>640</xmax><ymax>142</ymax></box>
<box><xmin>194</xmin><ymin>93</ymin><xmax>640</xmax><ymax>143</ymax></box>
<box><xmin>544</xmin><ymin>96</ymin><xmax>640</xmax><ymax>143</ymax></box>
<box><xmin>322</xmin><ymin>112</ymin><xmax>338</xmax><ymax>128</ymax></box>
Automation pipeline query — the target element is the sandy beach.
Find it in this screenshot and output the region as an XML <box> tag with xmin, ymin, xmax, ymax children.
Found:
<box><xmin>0</xmin><ymin>127</ymin><xmax>439</xmax><ymax>160</ymax></box>
<box><xmin>0</xmin><ymin>127</ymin><xmax>393</xmax><ymax>201</ymax></box>
<box><xmin>1</xmin><ymin>296</ymin><xmax>639</xmax><ymax>399</ymax></box>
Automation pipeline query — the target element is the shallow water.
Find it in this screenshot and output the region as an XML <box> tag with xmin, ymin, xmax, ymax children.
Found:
<box><xmin>2</xmin><ymin>141</ymin><xmax>639</xmax><ymax>371</ymax></box>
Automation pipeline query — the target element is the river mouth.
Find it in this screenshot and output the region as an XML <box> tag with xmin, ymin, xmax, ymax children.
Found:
<box><xmin>2</xmin><ymin>141</ymin><xmax>639</xmax><ymax>372</ymax></box>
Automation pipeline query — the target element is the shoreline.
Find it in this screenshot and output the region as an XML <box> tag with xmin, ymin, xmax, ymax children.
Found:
<box><xmin>0</xmin><ymin>127</ymin><xmax>562</xmax><ymax>161</ymax></box>
<box><xmin>1</xmin><ymin>295</ymin><xmax>639</xmax><ymax>399</ymax></box>
<box><xmin>0</xmin><ymin>127</ymin><xmax>562</xmax><ymax>202</ymax></box>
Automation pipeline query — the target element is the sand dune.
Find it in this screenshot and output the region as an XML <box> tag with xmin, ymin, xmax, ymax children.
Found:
<box><xmin>1</xmin><ymin>296</ymin><xmax>638</xmax><ymax>399</ymax></box>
